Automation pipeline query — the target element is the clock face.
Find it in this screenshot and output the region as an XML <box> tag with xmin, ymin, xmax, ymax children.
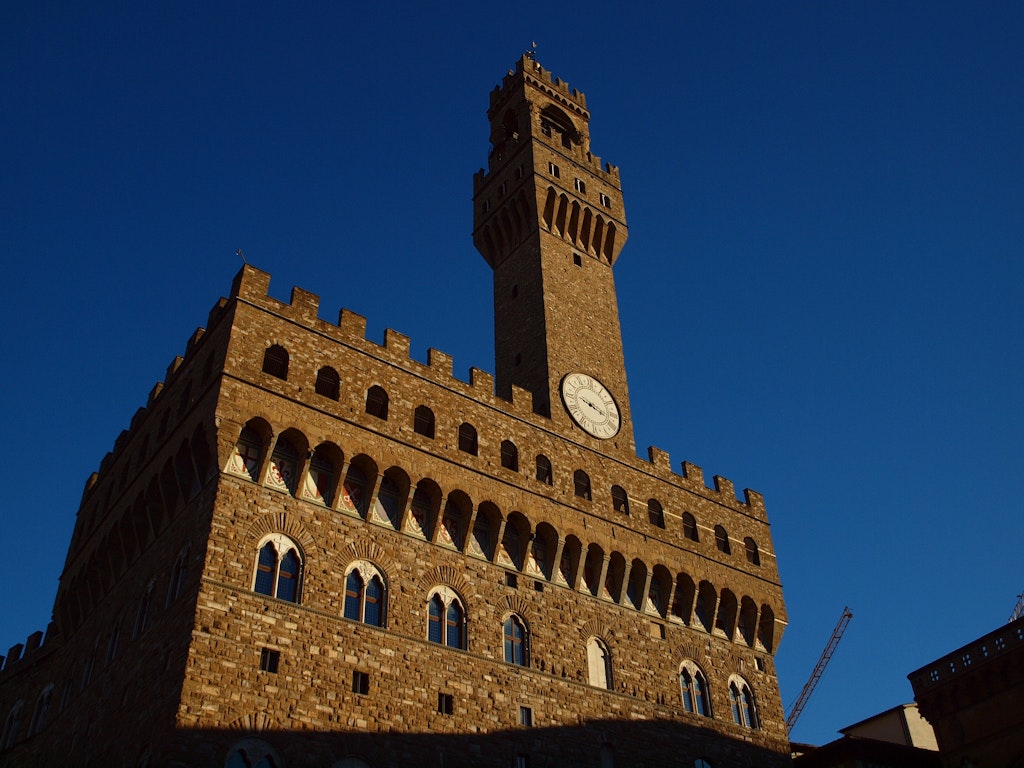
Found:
<box><xmin>560</xmin><ymin>373</ymin><xmax>621</xmax><ymax>439</ymax></box>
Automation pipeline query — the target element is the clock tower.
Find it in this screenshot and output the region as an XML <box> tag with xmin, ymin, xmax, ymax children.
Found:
<box><xmin>473</xmin><ymin>55</ymin><xmax>635</xmax><ymax>454</ymax></box>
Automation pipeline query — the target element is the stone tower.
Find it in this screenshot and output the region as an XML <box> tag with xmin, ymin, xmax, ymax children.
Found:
<box><xmin>0</xmin><ymin>57</ymin><xmax>790</xmax><ymax>768</ymax></box>
<box><xmin>473</xmin><ymin>55</ymin><xmax>634</xmax><ymax>455</ymax></box>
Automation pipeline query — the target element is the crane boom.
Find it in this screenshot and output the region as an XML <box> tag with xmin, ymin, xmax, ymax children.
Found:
<box><xmin>785</xmin><ymin>606</ymin><xmax>853</xmax><ymax>734</ymax></box>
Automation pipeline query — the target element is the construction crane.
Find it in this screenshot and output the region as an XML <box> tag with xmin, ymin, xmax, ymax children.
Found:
<box><xmin>785</xmin><ymin>606</ymin><xmax>854</xmax><ymax>735</ymax></box>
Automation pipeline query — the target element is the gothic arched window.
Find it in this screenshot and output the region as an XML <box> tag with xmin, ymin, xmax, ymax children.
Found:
<box><xmin>253</xmin><ymin>535</ymin><xmax>302</xmax><ymax>604</ymax></box>
<box><xmin>344</xmin><ymin>562</ymin><xmax>387</xmax><ymax>627</ymax></box>
<box><xmin>427</xmin><ymin>587</ymin><xmax>466</xmax><ymax>650</ymax></box>
<box><xmin>680</xmin><ymin>661</ymin><xmax>711</xmax><ymax>716</ymax></box>
<box><xmin>729</xmin><ymin>677</ymin><xmax>759</xmax><ymax>729</ymax></box>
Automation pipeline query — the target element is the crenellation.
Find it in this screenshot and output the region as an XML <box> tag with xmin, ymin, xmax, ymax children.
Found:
<box><xmin>469</xmin><ymin>367</ymin><xmax>495</xmax><ymax>396</ymax></box>
<box><xmin>680</xmin><ymin>461</ymin><xmax>705</xmax><ymax>488</ymax></box>
<box><xmin>427</xmin><ymin>348</ymin><xmax>453</xmax><ymax>377</ymax></box>
<box><xmin>712</xmin><ymin>475</ymin><xmax>738</xmax><ymax>503</ymax></box>
<box><xmin>166</xmin><ymin>355</ymin><xmax>184</xmax><ymax>380</ymax></box>
<box><xmin>231</xmin><ymin>263</ymin><xmax>271</xmax><ymax>301</ymax></box>
<box><xmin>24</xmin><ymin>631</ymin><xmax>43</xmax><ymax>654</ymax></box>
<box><xmin>207</xmin><ymin>296</ymin><xmax>229</xmax><ymax>329</ymax></box>
<box><xmin>383</xmin><ymin>328</ymin><xmax>411</xmax><ymax>358</ymax></box>
<box><xmin>288</xmin><ymin>285</ymin><xmax>320</xmax><ymax>322</ymax></box>
<box><xmin>148</xmin><ymin>381</ymin><xmax>164</xmax><ymax>405</ymax></box>
<box><xmin>185</xmin><ymin>327</ymin><xmax>206</xmax><ymax>353</ymax></box>
<box><xmin>4</xmin><ymin>644</ymin><xmax>23</xmax><ymax>670</ymax></box>
<box><xmin>338</xmin><ymin>307</ymin><xmax>368</xmax><ymax>341</ymax></box>
<box><xmin>509</xmin><ymin>383</ymin><xmax>534</xmax><ymax>414</ymax></box>
<box><xmin>647</xmin><ymin>446</ymin><xmax>671</xmax><ymax>472</ymax></box>
<box><xmin>130</xmin><ymin>406</ymin><xmax>147</xmax><ymax>432</ymax></box>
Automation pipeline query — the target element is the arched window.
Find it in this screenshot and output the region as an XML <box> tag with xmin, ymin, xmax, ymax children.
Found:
<box><xmin>586</xmin><ymin>637</ymin><xmax>613</xmax><ymax>690</ymax></box>
<box><xmin>682</xmin><ymin>512</ymin><xmax>699</xmax><ymax>542</ymax></box>
<box><xmin>267</xmin><ymin>436</ymin><xmax>300</xmax><ymax>495</ymax></box>
<box><xmin>500</xmin><ymin>439</ymin><xmax>519</xmax><ymax>471</ymax></box>
<box><xmin>262</xmin><ymin>345</ymin><xmax>288</xmax><ymax>379</ymax></box>
<box><xmin>28</xmin><ymin>685</ymin><xmax>53</xmax><ymax>736</ymax></box>
<box><xmin>427</xmin><ymin>587</ymin><xmax>466</xmax><ymax>650</ymax></box>
<box><xmin>228</xmin><ymin>426</ymin><xmax>263</xmax><ymax>482</ymax></box>
<box><xmin>413</xmin><ymin>405</ymin><xmax>435</xmax><ymax>438</ymax></box>
<box><xmin>340</xmin><ymin>464</ymin><xmax>369</xmax><ymax>516</ymax></box>
<box><xmin>458</xmin><ymin>423</ymin><xmax>478</xmax><ymax>455</ymax></box>
<box><xmin>611</xmin><ymin>485</ymin><xmax>629</xmax><ymax>514</ymax></box>
<box><xmin>365</xmin><ymin>386</ymin><xmax>389</xmax><ymax>419</ymax></box>
<box><xmin>303</xmin><ymin>445</ymin><xmax>337</xmax><ymax>506</ymax></box>
<box><xmin>573</xmin><ymin>470</ymin><xmax>591</xmax><ymax>500</ymax></box>
<box><xmin>535</xmin><ymin>454</ymin><xmax>553</xmax><ymax>485</ymax></box>
<box><xmin>715</xmin><ymin>525</ymin><xmax>731</xmax><ymax>554</ymax></box>
<box><xmin>1</xmin><ymin>701</ymin><xmax>24</xmax><ymax>749</ymax></box>
<box><xmin>166</xmin><ymin>547</ymin><xmax>189</xmax><ymax>605</ymax></box>
<box><xmin>648</xmin><ymin>499</ymin><xmax>665</xmax><ymax>528</ymax></box>
<box><xmin>132</xmin><ymin>580</ymin><xmax>154</xmax><ymax>639</ymax></box>
<box><xmin>679</xmin><ymin>660</ymin><xmax>711</xmax><ymax>716</ymax></box>
<box><xmin>252</xmin><ymin>535</ymin><xmax>302</xmax><ymax>603</ymax></box>
<box><xmin>729</xmin><ymin>677</ymin><xmax>759</xmax><ymax>728</ymax></box>
<box><xmin>343</xmin><ymin>562</ymin><xmax>386</xmax><ymax>627</ymax></box>
<box><xmin>744</xmin><ymin>537</ymin><xmax>761</xmax><ymax>566</ymax></box>
<box><xmin>315</xmin><ymin>366</ymin><xmax>340</xmax><ymax>399</ymax></box>
<box><xmin>503</xmin><ymin>615</ymin><xmax>528</xmax><ymax>666</ymax></box>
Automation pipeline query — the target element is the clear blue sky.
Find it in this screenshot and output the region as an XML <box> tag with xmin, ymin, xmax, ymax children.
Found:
<box><xmin>2</xmin><ymin>0</ymin><xmax>1021</xmax><ymax>747</ymax></box>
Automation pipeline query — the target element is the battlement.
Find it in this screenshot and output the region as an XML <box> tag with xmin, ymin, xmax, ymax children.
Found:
<box><xmin>230</xmin><ymin>265</ymin><xmax>763</xmax><ymax>516</ymax></box>
<box><xmin>0</xmin><ymin>629</ymin><xmax>47</xmax><ymax>677</ymax></box>
<box><xmin>491</xmin><ymin>55</ymin><xmax>588</xmax><ymax>113</ymax></box>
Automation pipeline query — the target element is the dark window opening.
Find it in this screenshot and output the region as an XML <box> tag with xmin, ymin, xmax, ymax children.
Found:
<box><xmin>315</xmin><ymin>366</ymin><xmax>340</xmax><ymax>399</ymax></box>
<box><xmin>500</xmin><ymin>440</ymin><xmax>519</xmax><ymax>471</ymax></box>
<box><xmin>259</xmin><ymin>648</ymin><xmax>280</xmax><ymax>673</ymax></box>
<box><xmin>414</xmin><ymin>405</ymin><xmax>435</xmax><ymax>438</ymax></box>
<box><xmin>438</xmin><ymin>692</ymin><xmax>454</xmax><ymax>715</ymax></box>
<box><xmin>352</xmin><ymin>670</ymin><xmax>370</xmax><ymax>695</ymax></box>
<box><xmin>366</xmin><ymin>386</ymin><xmax>389</xmax><ymax>420</ymax></box>
<box><xmin>458</xmin><ymin>423</ymin><xmax>478</xmax><ymax>455</ymax></box>
<box><xmin>262</xmin><ymin>345</ymin><xmax>289</xmax><ymax>379</ymax></box>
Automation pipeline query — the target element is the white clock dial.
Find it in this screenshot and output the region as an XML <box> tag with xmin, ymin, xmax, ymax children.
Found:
<box><xmin>560</xmin><ymin>373</ymin><xmax>621</xmax><ymax>439</ymax></box>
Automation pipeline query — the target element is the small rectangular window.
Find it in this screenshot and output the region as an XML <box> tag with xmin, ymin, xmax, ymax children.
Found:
<box><xmin>574</xmin><ymin>178</ymin><xmax>586</xmax><ymax>194</ymax></box>
<box><xmin>483</xmin><ymin>199</ymin><xmax>491</xmax><ymax>213</ymax></box>
<box><xmin>600</xmin><ymin>192</ymin><xmax>612</xmax><ymax>208</ymax></box>
<box><xmin>548</xmin><ymin>162</ymin><xmax>560</xmax><ymax>178</ymax></box>
<box><xmin>533</xmin><ymin>580</ymin><xmax>544</xmax><ymax>593</ymax></box>
<box><xmin>516</xmin><ymin>165</ymin><xmax>525</xmax><ymax>179</ymax></box>
<box><xmin>437</xmin><ymin>692</ymin><xmax>454</xmax><ymax>715</ymax></box>
<box><xmin>519</xmin><ymin>706</ymin><xmax>533</xmax><ymax>727</ymax></box>
<box><xmin>573</xmin><ymin>254</ymin><xmax>582</xmax><ymax>267</ymax></box>
<box><xmin>352</xmin><ymin>670</ymin><xmax>370</xmax><ymax>695</ymax></box>
<box><xmin>499</xmin><ymin>181</ymin><xmax>507</xmax><ymax>195</ymax></box>
<box><xmin>259</xmin><ymin>648</ymin><xmax>280</xmax><ymax>673</ymax></box>
<box><xmin>505</xmin><ymin>572</ymin><xmax>519</xmax><ymax>589</ymax></box>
